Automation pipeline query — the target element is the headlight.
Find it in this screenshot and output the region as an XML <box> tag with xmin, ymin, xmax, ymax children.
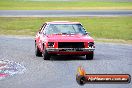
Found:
<box><xmin>88</xmin><ymin>42</ymin><xmax>94</xmax><ymax>48</ymax></box>
<box><xmin>48</xmin><ymin>42</ymin><xmax>54</xmax><ymax>48</ymax></box>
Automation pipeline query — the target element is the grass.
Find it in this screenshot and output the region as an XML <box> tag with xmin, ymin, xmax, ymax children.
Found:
<box><xmin>0</xmin><ymin>17</ymin><xmax>132</xmax><ymax>42</ymax></box>
<box><xmin>0</xmin><ymin>1</ymin><xmax>132</xmax><ymax>10</ymax></box>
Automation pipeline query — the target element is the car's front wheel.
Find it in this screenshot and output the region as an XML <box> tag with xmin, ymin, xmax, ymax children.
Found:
<box><xmin>35</xmin><ymin>42</ymin><xmax>42</xmax><ymax>57</ymax></box>
<box><xmin>43</xmin><ymin>47</ymin><xmax>51</xmax><ymax>60</ymax></box>
<box><xmin>86</xmin><ymin>51</ymin><xmax>94</xmax><ymax>60</ymax></box>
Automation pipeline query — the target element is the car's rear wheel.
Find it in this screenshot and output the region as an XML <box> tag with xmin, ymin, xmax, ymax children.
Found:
<box><xmin>43</xmin><ymin>47</ymin><xmax>51</xmax><ymax>60</ymax></box>
<box><xmin>35</xmin><ymin>42</ymin><xmax>42</xmax><ymax>57</ymax></box>
<box><xmin>86</xmin><ymin>51</ymin><xmax>94</xmax><ymax>60</ymax></box>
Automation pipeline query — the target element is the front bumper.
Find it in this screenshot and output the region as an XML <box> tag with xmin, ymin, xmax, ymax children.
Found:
<box><xmin>46</xmin><ymin>48</ymin><xmax>95</xmax><ymax>52</ymax></box>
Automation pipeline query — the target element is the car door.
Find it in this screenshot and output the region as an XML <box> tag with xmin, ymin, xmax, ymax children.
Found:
<box><xmin>38</xmin><ymin>23</ymin><xmax>47</xmax><ymax>51</ymax></box>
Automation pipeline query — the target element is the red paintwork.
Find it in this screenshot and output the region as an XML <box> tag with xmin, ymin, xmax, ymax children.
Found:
<box><xmin>47</xmin><ymin>34</ymin><xmax>93</xmax><ymax>42</ymax></box>
<box><xmin>0</xmin><ymin>73</ymin><xmax>8</xmax><ymax>77</ymax></box>
<box><xmin>35</xmin><ymin>21</ymin><xmax>94</xmax><ymax>54</ymax></box>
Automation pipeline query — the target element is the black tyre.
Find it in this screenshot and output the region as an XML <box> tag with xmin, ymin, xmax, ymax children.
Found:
<box><xmin>43</xmin><ymin>47</ymin><xmax>51</xmax><ymax>60</ymax></box>
<box><xmin>86</xmin><ymin>51</ymin><xmax>94</xmax><ymax>60</ymax></box>
<box><xmin>35</xmin><ymin>42</ymin><xmax>42</xmax><ymax>57</ymax></box>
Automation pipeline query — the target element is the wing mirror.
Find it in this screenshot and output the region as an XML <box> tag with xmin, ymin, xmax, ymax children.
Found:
<box><xmin>85</xmin><ymin>32</ymin><xmax>90</xmax><ymax>35</ymax></box>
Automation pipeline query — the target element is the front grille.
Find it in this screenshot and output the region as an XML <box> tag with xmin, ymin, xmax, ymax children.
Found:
<box><xmin>58</xmin><ymin>42</ymin><xmax>84</xmax><ymax>48</ymax></box>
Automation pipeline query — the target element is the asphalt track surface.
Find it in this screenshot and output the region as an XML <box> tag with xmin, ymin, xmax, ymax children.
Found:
<box><xmin>0</xmin><ymin>10</ymin><xmax>132</xmax><ymax>17</ymax></box>
<box><xmin>0</xmin><ymin>35</ymin><xmax>132</xmax><ymax>88</ymax></box>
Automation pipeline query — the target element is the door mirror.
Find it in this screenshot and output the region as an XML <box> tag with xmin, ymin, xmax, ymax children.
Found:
<box><xmin>85</xmin><ymin>32</ymin><xmax>90</xmax><ymax>35</ymax></box>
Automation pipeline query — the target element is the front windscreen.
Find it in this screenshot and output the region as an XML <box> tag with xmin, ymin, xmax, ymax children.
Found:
<box><xmin>45</xmin><ymin>24</ymin><xmax>86</xmax><ymax>35</ymax></box>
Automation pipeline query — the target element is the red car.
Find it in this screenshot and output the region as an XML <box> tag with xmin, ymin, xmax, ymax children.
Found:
<box><xmin>35</xmin><ymin>21</ymin><xmax>95</xmax><ymax>60</ymax></box>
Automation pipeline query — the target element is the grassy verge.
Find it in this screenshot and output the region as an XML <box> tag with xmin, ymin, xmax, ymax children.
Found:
<box><xmin>0</xmin><ymin>1</ymin><xmax>132</xmax><ymax>10</ymax></box>
<box><xmin>0</xmin><ymin>17</ymin><xmax>132</xmax><ymax>42</ymax></box>
<box><xmin>95</xmin><ymin>38</ymin><xmax>132</xmax><ymax>44</ymax></box>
